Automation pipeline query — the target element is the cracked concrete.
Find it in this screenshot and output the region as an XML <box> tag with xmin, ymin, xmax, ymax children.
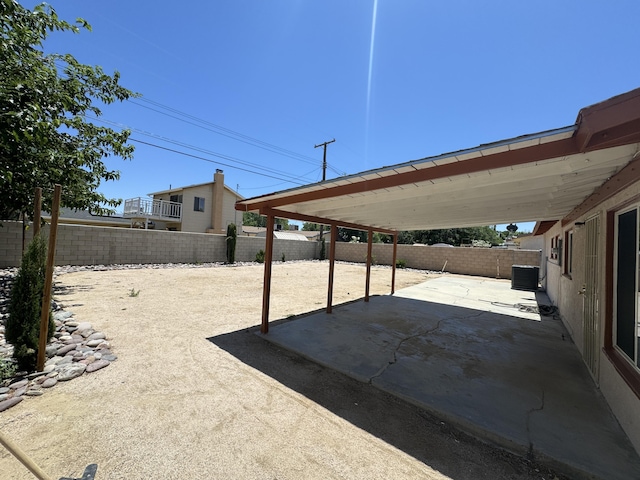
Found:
<box><xmin>263</xmin><ymin>275</ymin><xmax>640</xmax><ymax>480</ymax></box>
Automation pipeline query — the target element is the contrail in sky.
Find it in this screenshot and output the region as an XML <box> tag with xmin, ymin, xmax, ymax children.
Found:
<box><xmin>365</xmin><ymin>0</ymin><xmax>379</xmax><ymax>161</ymax></box>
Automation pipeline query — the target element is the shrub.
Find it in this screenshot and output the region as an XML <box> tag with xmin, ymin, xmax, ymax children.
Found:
<box><xmin>319</xmin><ymin>238</ymin><xmax>326</xmax><ymax>260</ymax></box>
<box><xmin>396</xmin><ymin>259</ymin><xmax>407</xmax><ymax>269</ymax></box>
<box><xmin>281</xmin><ymin>252</ymin><xmax>286</xmax><ymax>262</ymax></box>
<box><xmin>0</xmin><ymin>358</ymin><xmax>17</xmax><ymax>381</ymax></box>
<box><xmin>226</xmin><ymin>223</ymin><xmax>237</xmax><ymax>264</ymax></box>
<box><xmin>255</xmin><ymin>249</ymin><xmax>265</xmax><ymax>263</ymax></box>
<box><xmin>6</xmin><ymin>234</ymin><xmax>55</xmax><ymax>372</ymax></box>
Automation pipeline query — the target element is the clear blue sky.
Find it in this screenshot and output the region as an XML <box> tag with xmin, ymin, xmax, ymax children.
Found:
<box><xmin>22</xmin><ymin>1</ymin><xmax>640</xmax><ymax>231</ymax></box>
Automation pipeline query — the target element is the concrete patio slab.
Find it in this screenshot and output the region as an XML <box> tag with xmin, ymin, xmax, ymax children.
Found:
<box><xmin>261</xmin><ymin>276</ymin><xmax>640</xmax><ymax>480</ymax></box>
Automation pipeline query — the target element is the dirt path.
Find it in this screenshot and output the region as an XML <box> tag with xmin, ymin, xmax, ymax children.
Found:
<box><xmin>0</xmin><ymin>262</ymin><xmax>562</xmax><ymax>479</ymax></box>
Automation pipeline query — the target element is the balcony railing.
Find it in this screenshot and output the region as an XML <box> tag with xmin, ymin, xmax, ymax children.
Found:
<box><xmin>123</xmin><ymin>197</ymin><xmax>182</xmax><ymax>222</ymax></box>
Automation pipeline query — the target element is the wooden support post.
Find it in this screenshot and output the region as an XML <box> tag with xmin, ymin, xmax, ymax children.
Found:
<box><xmin>33</xmin><ymin>187</ymin><xmax>42</xmax><ymax>238</ymax></box>
<box><xmin>36</xmin><ymin>184</ymin><xmax>60</xmax><ymax>372</ymax></box>
<box><xmin>365</xmin><ymin>228</ymin><xmax>373</xmax><ymax>302</ymax></box>
<box><xmin>327</xmin><ymin>224</ymin><xmax>337</xmax><ymax>313</ymax></box>
<box><xmin>261</xmin><ymin>214</ymin><xmax>275</xmax><ymax>334</ymax></box>
<box><xmin>391</xmin><ymin>233</ymin><xmax>398</xmax><ymax>294</ymax></box>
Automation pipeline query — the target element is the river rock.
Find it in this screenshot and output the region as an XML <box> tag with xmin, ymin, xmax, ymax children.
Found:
<box><xmin>56</xmin><ymin>344</ymin><xmax>77</xmax><ymax>356</ymax></box>
<box><xmin>53</xmin><ymin>311</ymin><xmax>73</xmax><ymax>321</ymax></box>
<box><xmin>75</xmin><ymin>322</ymin><xmax>92</xmax><ymax>332</ymax></box>
<box><xmin>41</xmin><ymin>378</ymin><xmax>57</xmax><ymax>388</ymax></box>
<box><xmin>87</xmin><ymin>332</ymin><xmax>106</xmax><ymax>341</ymax></box>
<box><xmin>57</xmin><ymin>364</ymin><xmax>86</xmax><ymax>381</ymax></box>
<box><xmin>0</xmin><ymin>386</ymin><xmax>9</xmax><ymax>394</ymax></box>
<box><xmin>86</xmin><ymin>360</ymin><xmax>110</xmax><ymax>373</ymax></box>
<box><xmin>9</xmin><ymin>379</ymin><xmax>28</xmax><ymax>390</ymax></box>
<box><xmin>86</xmin><ymin>339</ymin><xmax>104</xmax><ymax>348</ymax></box>
<box><xmin>0</xmin><ymin>396</ymin><xmax>23</xmax><ymax>412</ymax></box>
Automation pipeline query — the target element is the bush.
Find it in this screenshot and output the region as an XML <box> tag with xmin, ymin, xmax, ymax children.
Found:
<box><xmin>0</xmin><ymin>358</ymin><xmax>17</xmax><ymax>381</ymax></box>
<box><xmin>255</xmin><ymin>249</ymin><xmax>265</xmax><ymax>263</ymax></box>
<box><xmin>6</xmin><ymin>234</ymin><xmax>55</xmax><ymax>372</ymax></box>
<box><xmin>226</xmin><ymin>223</ymin><xmax>237</xmax><ymax>264</ymax></box>
<box><xmin>319</xmin><ymin>238</ymin><xmax>326</xmax><ymax>260</ymax></box>
<box><xmin>281</xmin><ymin>252</ymin><xmax>286</xmax><ymax>262</ymax></box>
<box><xmin>396</xmin><ymin>259</ymin><xmax>407</xmax><ymax>269</ymax></box>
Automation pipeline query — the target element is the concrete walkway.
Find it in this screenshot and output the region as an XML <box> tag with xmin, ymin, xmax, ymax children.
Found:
<box><xmin>261</xmin><ymin>276</ymin><xmax>640</xmax><ymax>480</ymax></box>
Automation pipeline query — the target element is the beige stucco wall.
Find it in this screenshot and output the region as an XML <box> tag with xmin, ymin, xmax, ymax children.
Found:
<box><xmin>543</xmin><ymin>180</ymin><xmax>640</xmax><ymax>452</ymax></box>
<box><xmin>222</xmin><ymin>189</ymin><xmax>242</xmax><ymax>232</ymax></box>
<box><xmin>181</xmin><ymin>184</ymin><xmax>213</xmax><ymax>233</ymax></box>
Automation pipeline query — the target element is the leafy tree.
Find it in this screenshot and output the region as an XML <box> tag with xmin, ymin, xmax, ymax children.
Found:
<box><xmin>243</xmin><ymin>212</ymin><xmax>288</xmax><ymax>229</ymax></box>
<box><xmin>337</xmin><ymin>227</ymin><xmax>367</xmax><ymax>243</ymax></box>
<box><xmin>398</xmin><ymin>226</ymin><xmax>502</xmax><ymax>246</ymax></box>
<box><xmin>302</xmin><ymin>222</ymin><xmax>320</xmax><ymax>231</ymax></box>
<box><xmin>0</xmin><ymin>0</ymin><xmax>138</xmax><ymax>221</ymax></box>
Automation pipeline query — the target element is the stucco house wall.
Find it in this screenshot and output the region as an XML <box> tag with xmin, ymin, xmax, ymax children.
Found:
<box><xmin>543</xmin><ymin>181</ymin><xmax>640</xmax><ymax>453</ymax></box>
<box><xmin>179</xmin><ymin>184</ymin><xmax>213</xmax><ymax>233</ymax></box>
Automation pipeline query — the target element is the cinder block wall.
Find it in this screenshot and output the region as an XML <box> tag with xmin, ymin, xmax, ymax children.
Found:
<box><xmin>1</xmin><ymin>221</ymin><xmax>538</xmax><ymax>277</ymax></box>
<box><xmin>334</xmin><ymin>243</ymin><xmax>540</xmax><ymax>279</ymax></box>
<box><xmin>0</xmin><ymin>222</ymin><xmax>318</xmax><ymax>267</ymax></box>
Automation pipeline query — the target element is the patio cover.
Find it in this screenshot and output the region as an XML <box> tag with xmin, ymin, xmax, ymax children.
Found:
<box><xmin>237</xmin><ymin>88</ymin><xmax>640</xmax><ymax>234</ymax></box>
<box><xmin>236</xmin><ymin>88</ymin><xmax>640</xmax><ymax>331</ymax></box>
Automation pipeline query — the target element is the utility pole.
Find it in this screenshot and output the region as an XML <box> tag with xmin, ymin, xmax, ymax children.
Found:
<box><xmin>314</xmin><ymin>139</ymin><xmax>335</xmax><ymax>243</ymax></box>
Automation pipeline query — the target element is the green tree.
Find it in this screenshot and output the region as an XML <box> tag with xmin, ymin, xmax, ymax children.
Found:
<box><xmin>302</xmin><ymin>222</ymin><xmax>320</xmax><ymax>231</ymax></box>
<box><xmin>242</xmin><ymin>212</ymin><xmax>288</xmax><ymax>229</ymax></box>
<box><xmin>398</xmin><ymin>226</ymin><xmax>502</xmax><ymax>246</ymax></box>
<box><xmin>6</xmin><ymin>234</ymin><xmax>55</xmax><ymax>371</ymax></box>
<box><xmin>0</xmin><ymin>1</ymin><xmax>138</xmax><ymax>221</ymax></box>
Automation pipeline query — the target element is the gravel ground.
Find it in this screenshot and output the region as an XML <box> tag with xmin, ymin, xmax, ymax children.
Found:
<box><xmin>0</xmin><ymin>261</ymin><xmax>565</xmax><ymax>479</ymax></box>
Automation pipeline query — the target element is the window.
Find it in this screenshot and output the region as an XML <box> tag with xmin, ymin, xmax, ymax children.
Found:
<box><xmin>170</xmin><ymin>194</ymin><xmax>183</xmax><ymax>204</ymax></box>
<box><xmin>614</xmin><ymin>206</ymin><xmax>640</xmax><ymax>370</ymax></box>
<box><xmin>550</xmin><ymin>235</ymin><xmax>560</xmax><ymax>261</ymax></box>
<box><xmin>564</xmin><ymin>230</ymin><xmax>573</xmax><ymax>276</ymax></box>
<box><xmin>193</xmin><ymin>197</ymin><xmax>205</xmax><ymax>212</ymax></box>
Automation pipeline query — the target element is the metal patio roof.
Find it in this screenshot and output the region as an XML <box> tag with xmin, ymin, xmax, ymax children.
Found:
<box><xmin>236</xmin><ymin>88</ymin><xmax>640</xmax><ymax>234</ymax></box>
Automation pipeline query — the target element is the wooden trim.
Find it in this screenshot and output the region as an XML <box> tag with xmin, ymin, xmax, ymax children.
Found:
<box><xmin>327</xmin><ymin>224</ymin><xmax>337</xmax><ymax>314</ymax></box>
<box><xmin>532</xmin><ymin>220</ymin><xmax>557</xmax><ymax>236</ymax></box>
<box><xmin>604</xmin><ymin>196</ymin><xmax>640</xmax><ymax>398</ymax></box>
<box><xmin>261</xmin><ymin>214</ymin><xmax>275</xmax><ymax>334</ymax></box>
<box><xmin>603</xmin><ymin>348</ymin><xmax>640</xmax><ymax>400</ymax></box>
<box><xmin>562</xmin><ymin>155</ymin><xmax>640</xmax><ymax>227</ymax></box>
<box><xmin>391</xmin><ymin>234</ymin><xmax>398</xmax><ymax>295</ymax></box>
<box><xmin>604</xmin><ymin>209</ymin><xmax>615</xmax><ymax>349</ymax></box>
<box><xmin>365</xmin><ymin>229</ymin><xmax>373</xmax><ymax>302</ymax></box>
<box><xmin>258</xmin><ymin>207</ymin><xmax>396</xmax><ymax>236</ymax></box>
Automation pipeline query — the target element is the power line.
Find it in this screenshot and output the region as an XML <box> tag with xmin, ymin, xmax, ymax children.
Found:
<box><xmin>131</xmin><ymin>98</ymin><xmax>345</xmax><ymax>172</ymax></box>
<box><xmin>129</xmin><ymin>138</ymin><xmax>311</xmax><ymax>186</ymax></box>
<box><xmin>87</xmin><ymin>115</ymin><xmax>320</xmax><ymax>184</ymax></box>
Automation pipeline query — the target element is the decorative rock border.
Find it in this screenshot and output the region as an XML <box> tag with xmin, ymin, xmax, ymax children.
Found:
<box><xmin>0</xmin><ymin>270</ymin><xmax>116</xmax><ymax>413</ymax></box>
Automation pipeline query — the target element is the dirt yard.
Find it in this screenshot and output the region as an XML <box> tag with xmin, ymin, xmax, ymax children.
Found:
<box><xmin>0</xmin><ymin>261</ymin><xmax>563</xmax><ymax>479</ymax></box>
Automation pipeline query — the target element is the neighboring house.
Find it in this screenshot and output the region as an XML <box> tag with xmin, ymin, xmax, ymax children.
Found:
<box><xmin>42</xmin><ymin>208</ymin><xmax>131</xmax><ymax>228</ymax></box>
<box><xmin>514</xmin><ymin>234</ymin><xmax>544</xmax><ymax>251</ymax></box>
<box><xmin>123</xmin><ymin>170</ymin><xmax>243</xmax><ymax>234</ymax></box>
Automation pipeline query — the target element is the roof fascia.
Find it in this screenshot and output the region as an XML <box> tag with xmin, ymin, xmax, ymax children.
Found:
<box><xmin>260</xmin><ymin>207</ymin><xmax>396</xmax><ymax>235</ymax></box>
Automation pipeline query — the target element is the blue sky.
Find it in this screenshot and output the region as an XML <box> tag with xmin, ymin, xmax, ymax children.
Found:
<box><xmin>23</xmin><ymin>1</ymin><xmax>640</xmax><ymax>231</ymax></box>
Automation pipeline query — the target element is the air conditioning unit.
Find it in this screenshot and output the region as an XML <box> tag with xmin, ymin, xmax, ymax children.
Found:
<box><xmin>511</xmin><ymin>265</ymin><xmax>539</xmax><ymax>291</ymax></box>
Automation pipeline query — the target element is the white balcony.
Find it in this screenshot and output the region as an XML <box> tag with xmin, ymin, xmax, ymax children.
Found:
<box><xmin>123</xmin><ymin>197</ymin><xmax>182</xmax><ymax>222</ymax></box>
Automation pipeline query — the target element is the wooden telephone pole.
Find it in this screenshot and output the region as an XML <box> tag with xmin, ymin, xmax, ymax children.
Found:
<box><xmin>314</xmin><ymin>139</ymin><xmax>335</xmax><ymax>242</ymax></box>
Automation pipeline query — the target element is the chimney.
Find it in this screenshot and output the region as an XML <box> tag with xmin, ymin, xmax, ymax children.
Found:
<box><xmin>211</xmin><ymin>169</ymin><xmax>225</xmax><ymax>233</ymax></box>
